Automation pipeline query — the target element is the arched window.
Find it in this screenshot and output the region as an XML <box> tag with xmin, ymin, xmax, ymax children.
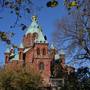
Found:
<box><xmin>5</xmin><ymin>56</ymin><xmax>8</xmax><ymax>63</ymax></box>
<box><xmin>39</xmin><ymin>62</ymin><xmax>44</xmax><ymax>70</ymax></box>
<box><xmin>43</xmin><ymin>48</ymin><xmax>46</xmax><ymax>55</ymax></box>
<box><xmin>37</xmin><ymin>48</ymin><xmax>40</xmax><ymax>55</ymax></box>
<box><xmin>33</xmin><ymin>33</ymin><xmax>38</xmax><ymax>39</ymax></box>
<box><xmin>6</xmin><ymin>56</ymin><xmax>8</xmax><ymax>60</ymax></box>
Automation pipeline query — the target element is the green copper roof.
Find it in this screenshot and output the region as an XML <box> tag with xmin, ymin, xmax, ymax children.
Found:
<box><xmin>25</xmin><ymin>16</ymin><xmax>41</xmax><ymax>35</ymax></box>
<box><xmin>25</xmin><ymin>21</ymin><xmax>40</xmax><ymax>35</ymax></box>
<box><xmin>36</xmin><ymin>29</ymin><xmax>45</xmax><ymax>42</ymax></box>
<box><xmin>25</xmin><ymin>16</ymin><xmax>46</xmax><ymax>43</ymax></box>
<box><xmin>5</xmin><ymin>46</ymin><xmax>10</xmax><ymax>53</ymax></box>
<box><xmin>19</xmin><ymin>43</ymin><xmax>24</xmax><ymax>48</ymax></box>
<box><xmin>50</xmin><ymin>43</ymin><xmax>55</xmax><ymax>49</ymax></box>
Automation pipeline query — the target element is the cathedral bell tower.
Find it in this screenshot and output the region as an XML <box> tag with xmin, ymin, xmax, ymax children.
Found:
<box><xmin>50</xmin><ymin>43</ymin><xmax>56</xmax><ymax>59</ymax></box>
<box><xmin>22</xmin><ymin>15</ymin><xmax>51</xmax><ymax>84</ymax></box>
<box><xmin>23</xmin><ymin>16</ymin><xmax>39</xmax><ymax>48</ymax></box>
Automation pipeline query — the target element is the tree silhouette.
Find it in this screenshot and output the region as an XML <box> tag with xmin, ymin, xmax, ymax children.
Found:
<box><xmin>53</xmin><ymin>0</ymin><xmax>90</xmax><ymax>62</ymax></box>
<box><xmin>0</xmin><ymin>64</ymin><xmax>43</xmax><ymax>90</ymax></box>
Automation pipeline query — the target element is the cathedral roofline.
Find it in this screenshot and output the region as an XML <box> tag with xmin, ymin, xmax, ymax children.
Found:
<box><xmin>34</xmin><ymin>41</ymin><xmax>49</xmax><ymax>45</ymax></box>
<box><xmin>50</xmin><ymin>43</ymin><xmax>55</xmax><ymax>49</ymax></box>
<box><xmin>25</xmin><ymin>16</ymin><xmax>47</xmax><ymax>43</ymax></box>
<box><xmin>19</xmin><ymin>43</ymin><xmax>24</xmax><ymax>48</ymax></box>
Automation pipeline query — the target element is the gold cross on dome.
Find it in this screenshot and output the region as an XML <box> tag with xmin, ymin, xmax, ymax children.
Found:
<box><xmin>32</xmin><ymin>16</ymin><xmax>37</xmax><ymax>21</ymax></box>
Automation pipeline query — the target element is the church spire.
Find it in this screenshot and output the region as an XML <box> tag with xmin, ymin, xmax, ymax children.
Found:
<box><xmin>25</xmin><ymin>16</ymin><xmax>39</xmax><ymax>35</ymax></box>
<box><xmin>19</xmin><ymin>43</ymin><xmax>24</xmax><ymax>48</ymax></box>
<box><xmin>50</xmin><ymin>43</ymin><xmax>55</xmax><ymax>49</ymax></box>
<box><xmin>25</xmin><ymin>15</ymin><xmax>46</xmax><ymax>43</ymax></box>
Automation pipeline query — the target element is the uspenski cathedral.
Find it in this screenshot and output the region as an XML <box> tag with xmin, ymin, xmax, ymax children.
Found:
<box><xmin>4</xmin><ymin>16</ymin><xmax>74</xmax><ymax>86</ymax></box>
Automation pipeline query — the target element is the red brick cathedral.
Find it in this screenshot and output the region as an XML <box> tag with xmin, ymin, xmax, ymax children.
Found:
<box><xmin>4</xmin><ymin>16</ymin><xmax>68</xmax><ymax>85</ymax></box>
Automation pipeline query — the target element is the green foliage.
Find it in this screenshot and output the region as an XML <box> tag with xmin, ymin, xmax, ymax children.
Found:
<box><xmin>0</xmin><ymin>66</ymin><xmax>42</xmax><ymax>90</ymax></box>
<box><xmin>60</xmin><ymin>67</ymin><xmax>90</xmax><ymax>90</ymax></box>
<box><xmin>64</xmin><ymin>0</ymin><xmax>78</xmax><ymax>10</ymax></box>
<box><xmin>46</xmin><ymin>0</ymin><xmax>58</xmax><ymax>8</ymax></box>
<box><xmin>51</xmin><ymin>60</ymin><xmax>64</xmax><ymax>78</ymax></box>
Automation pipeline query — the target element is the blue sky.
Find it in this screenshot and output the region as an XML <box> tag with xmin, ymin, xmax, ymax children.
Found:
<box><xmin>0</xmin><ymin>0</ymin><xmax>89</xmax><ymax>68</ymax></box>
<box><xmin>0</xmin><ymin>0</ymin><xmax>68</xmax><ymax>64</ymax></box>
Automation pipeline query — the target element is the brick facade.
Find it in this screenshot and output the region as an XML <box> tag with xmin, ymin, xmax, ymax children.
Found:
<box><xmin>4</xmin><ymin>16</ymin><xmax>74</xmax><ymax>85</ymax></box>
